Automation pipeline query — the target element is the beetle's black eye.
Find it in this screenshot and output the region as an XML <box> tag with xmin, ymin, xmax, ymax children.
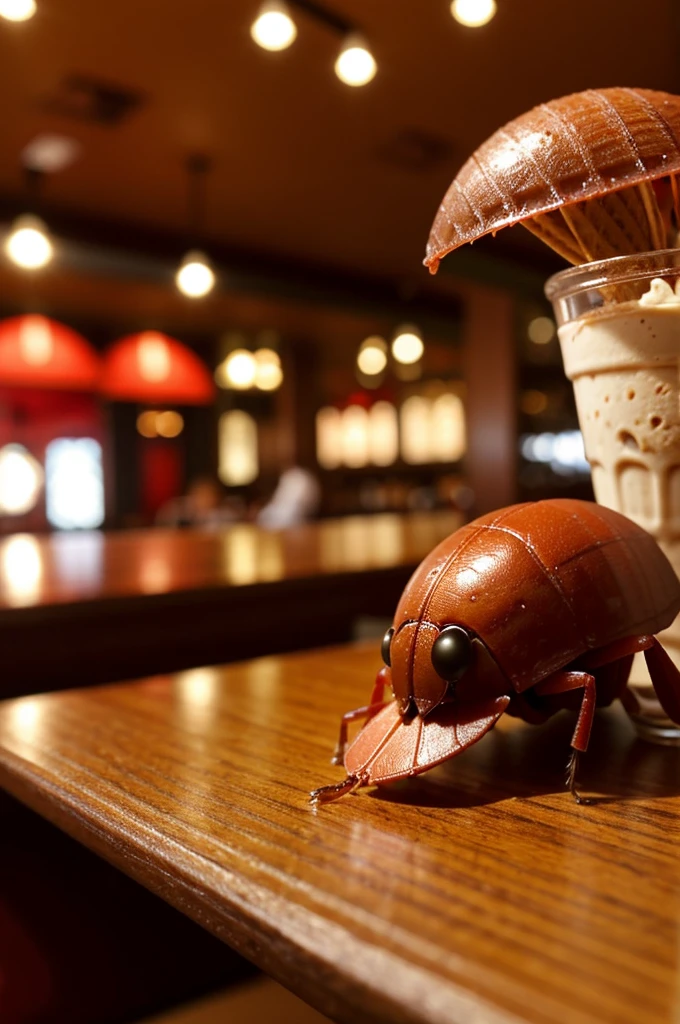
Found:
<box><xmin>431</xmin><ymin>625</ymin><xmax>472</xmax><ymax>682</ymax></box>
<box><xmin>381</xmin><ymin>627</ymin><xmax>394</xmax><ymax>667</ymax></box>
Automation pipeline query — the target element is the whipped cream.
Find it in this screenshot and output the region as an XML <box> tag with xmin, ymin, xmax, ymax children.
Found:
<box><xmin>639</xmin><ymin>276</ymin><xmax>680</xmax><ymax>306</ymax></box>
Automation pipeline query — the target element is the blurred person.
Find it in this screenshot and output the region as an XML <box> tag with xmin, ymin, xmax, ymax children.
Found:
<box><xmin>156</xmin><ymin>476</ymin><xmax>242</xmax><ymax>528</ymax></box>
<box><xmin>256</xmin><ymin>465</ymin><xmax>320</xmax><ymax>529</ymax></box>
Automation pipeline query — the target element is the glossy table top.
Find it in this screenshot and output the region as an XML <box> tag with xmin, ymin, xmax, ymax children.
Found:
<box><xmin>0</xmin><ymin>642</ymin><xmax>678</xmax><ymax>1024</ymax></box>
<box><xmin>0</xmin><ymin>511</ymin><xmax>462</xmax><ymax>611</ymax></box>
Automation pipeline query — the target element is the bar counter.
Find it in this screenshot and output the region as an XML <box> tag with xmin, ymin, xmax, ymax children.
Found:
<box><xmin>0</xmin><ymin>510</ymin><xmax>461</xmax><ymax>694</ymax></box>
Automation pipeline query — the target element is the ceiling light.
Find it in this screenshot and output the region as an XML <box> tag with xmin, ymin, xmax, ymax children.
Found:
<box><xmin>21</xmin><ymin>134</ymin><xmax>81</xmax><ymax>174</ymax></box>
<box><xmin>0</xmin><ymin>0</ymin><xmax>37</xmax><ymax>22</ymax></box>
<box><xmin>334</xmin><ymin>34</ymin><xmax>377</xmax><ymax>87</ymax></box>
<box><xmin>392</xmin><ymin>324</ymin><xmax>424</xmax><ymax>365</ymax></box>
<box><xmin>254</xmin><ymin>348</ymin><xmax>283</xmax><ymax>391</ymax></box>
<box><xmin>251</xmin><ymin>1</ymin><xmax>297</xmax><ymax>51</ymax></box>
<box><xmin>450</xmin><ymin>0</ymin><xmax>497</xmax><ymax>27</ymax></box>
<box><xmin>175</xmin><ymin>250</ymin><xmax>216</xmax><ymax>298</ymax></box>
<box><xmin>5</xmin><ymin>214</ymin><xmax>53</xmax><ymax>270</ymax></box>
<box><xmin>357</xmin><ymin>336</ymin><xmax>387</xmax><ymax>376</ymax></box>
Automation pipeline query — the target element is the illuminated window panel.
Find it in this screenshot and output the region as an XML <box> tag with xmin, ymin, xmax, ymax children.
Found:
<box><xmin>431</xmin><ymin>394</ymin><xmax>466</xmax><ymax>462</ymax></box>
<box><xmin>218</xmin><ymin>410</ymin><xmax>259</xmax><ymax>486</ymax></box>
<box><xmin>45</xmin><ymin>438</ymin><xmax>105</xmax><ymax>530</ymax></box>
<box><xmin>400</xmin><ymin>396</ymin><xmax>432</xmax><ymax>464</ymax></box>
<box><xmin>368</xmin><ymin>401</ymin><xmax>398</xmax><ymax>466</ymax></box>
<box><xmin>316</xmin><ymin>406</ymin><xmax>342</xmax><ymax>470</ymax></box>
<box><xmin>341</xmin><ymin>405</ymin><xmax>369</xmax><ymax>468</ymax></box>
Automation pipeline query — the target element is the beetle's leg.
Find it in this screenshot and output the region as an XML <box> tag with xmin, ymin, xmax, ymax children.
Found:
<box><xmin>643</xmin><ymin>636</ymin><xmax>680</xmax><ymax>724</ymax></box>
<box><xmin>533</xmin><ymin>670</ymin><xmax>596</xmax><ymax>804</ymax></box>
<box><xmin>310</xmin><ymin>773</ymin><xmax>365</xmax><ymax>805</ymax></box>
<box><xmin>330</xmin><ymin>701</ymin><xmax>390</xmax><ymax>765</ymax></box>
<box><xmin>578</xmin><ymin>634</ymin><xmax>654</xmax><ymax>671</ymax></box>
<box><xmin>330</xmin><ymin>667</ymin><xmax>391</xmax><ymax>765</ymax></box>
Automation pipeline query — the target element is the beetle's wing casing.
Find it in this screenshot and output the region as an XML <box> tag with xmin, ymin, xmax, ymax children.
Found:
<box><xmin>399</xmin><ymin>499</ymin><xmax>680</xmax><ymax>694</ymax></box>
<box><xmin>344</xmin><ymin>696</ymin><xmax>510</xmax><ymax>785</ymax></box>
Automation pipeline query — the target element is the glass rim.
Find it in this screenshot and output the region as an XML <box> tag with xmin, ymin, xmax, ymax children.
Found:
<box><xmin>544</xmin><ymin>248</ymin><xmax>680</xmax><ymax>302</ymax></box>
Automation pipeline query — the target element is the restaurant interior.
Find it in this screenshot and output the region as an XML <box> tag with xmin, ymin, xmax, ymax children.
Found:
<box><xmin>2</xmin><ymin>2</ymin><xmax>679</xmax><ymax>1023</ymax></box>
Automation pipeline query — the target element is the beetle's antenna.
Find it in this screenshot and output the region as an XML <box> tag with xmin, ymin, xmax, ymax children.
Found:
<box><xmin>566</xmin><ymin>751</ymin><xmax>593</xmax><ymax>805</ymax></box>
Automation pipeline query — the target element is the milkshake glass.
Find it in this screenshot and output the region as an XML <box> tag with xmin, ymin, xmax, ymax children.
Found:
<box><xmin>546</xmin><ymin>249</ymin><xmax>680</xmax><ymax>742</ymax></box>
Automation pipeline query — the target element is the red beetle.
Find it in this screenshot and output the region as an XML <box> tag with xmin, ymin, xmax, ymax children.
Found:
<box><xmin>310</xmin><ymin>499</ymin><xmax>680</xmax><ymax>805</ymax></box>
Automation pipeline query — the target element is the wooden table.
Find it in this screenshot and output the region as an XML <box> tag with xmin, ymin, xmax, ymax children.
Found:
<box><xmin>0</xmin><ymin>642</ymin><xmax>678</xmax><ymax>1024</ymax></box>
<box><xmin>0</xmin><ymin>510</ymin><xmax>460</xmax><ymax>695</ymax></box>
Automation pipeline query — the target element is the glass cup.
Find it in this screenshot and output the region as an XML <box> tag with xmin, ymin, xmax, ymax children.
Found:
<box><xmin>546</xmin><ymin>249</ymin><xmax>680</xmax><ymax>743</ymax></box>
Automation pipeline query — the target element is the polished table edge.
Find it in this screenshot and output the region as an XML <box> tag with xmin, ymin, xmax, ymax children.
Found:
<box><xmin>0</xmin><ymin>723</ymin><xmax>522</xmax><ymax>1024</ymax></box>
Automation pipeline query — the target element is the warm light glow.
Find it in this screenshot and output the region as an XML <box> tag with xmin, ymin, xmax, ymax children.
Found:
<box><xmin>357</xmin><ymin>337</ymin><xmax>387</xmax><ymax>376</ymax></box>
<box><xmin>140</xmin><ymin>556</ymin><xmax>171</xmax><ymax>594</ymax></box>
<box><xmin>392</xmin><ymin>325</ymin><xmax>424</xmax><ymax>365</ymax></box>
<box><xmin>217</xmin><ymin>349</ymin><xmax>257</xmax><ymax>390</ymax></box>
<box><xmin>520</xmin><ymin>389</ymin><xmax>549</xmax><ymax>416</ymax></box>
<box><xmin>138</xmin><ymin>333</ymin><xmax>171</xmax><ymax>382</ymax></box>
<box><xmin>431</xmin><ymin>393</ymin><xmax>466</xmax><ymax>462</ymax></box>
<box><xmin>450</xmin><ymin>0</ymin><xmax>497</xmax><ymax>27</ymax></box>
<box><xmin>137</xmin><ymin>410</ymin><xmax>184</xmax><ymax>438</ymax></box>
<box><xmin>0</xmin><ymin>445</ymin><xmax>43</xmax><ymax>515</ymax></box>
<box><xmin>368</xmin><ymin>401</ymin><xmax>398</xmax><ymax>466</ymax></box>
<box><xmin>334</xmin><ymin>35</ymin><xmax>377</xmax><ymax>87</ymax></box>
<box><xmin>316</xmin><ymin>406</ymin><xmax>342</xmax><ymax>470</ymax></box>
<box><xmin>137</xmin><ymin>410</ymin><xmax>158</xmax><ymax>438</ymax></box>
<box><xmin>2</xmin><ymin>535</ymin><xmax>42</xmax><ymax>605</ymax></box>
<box><xmin>0</xmin><ymin>0</ymin><xmax>36</xmax><ymax>22</ymax></box>
<box><xmin>18</xmin><ymin>315</ymin><xmax>54</xmax><ymax>365</ymax></box>
<box><xmin>156</xmin><ymin>410</ymin><xmax>184</xmax><ymax>437</ymax></box>
<box><xmin>5</xmin><ymin>214</ymin><xmax>53</xmax><ymax>269</ymax></box>
<box><xmin>175</xmin><ymin>250</ymin><xmax>215</xmax><ymax>298</ymax></box>
<box><xmin>527</xmin><ymin>316</ymin><xmax>556</xmax><ymax>345</ymax></box>
<box><xmin>254</xmin><ymin>348</ymin><xmax>283</xmax><ymax>390</ymax></box>
<box><xmin>250</xmin><ymin>1</ymin><xmax>297</xmax><ymax>51</ymax></box>
<box><xmin>400</xmin><ymin>396</ymin><xmax>431</xmax><ymax>464</ymax></box>
<box><xmin>341</xmin><ymin>405</ymin><xmax>369</xmax><ymax>468</ymax></box>
<box><xmin>218</xmin><ymin>410</ymin><xmax>258</xmax><ymax>485</ymax></box>
<box><xmin>45</xmin><ymin>438</ymin><xmax>105</xmax><ymax>529</ymax></box>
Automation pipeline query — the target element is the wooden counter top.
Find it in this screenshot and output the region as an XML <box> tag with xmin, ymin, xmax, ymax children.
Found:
<box><xmin>0</xmin><ymin>642</ymin><xmax>678</xmax><ymax>1023</ymax></box>
<box><xmin>0</xmin><ymin>511</ymin><xmax>461</xmax><ymax>694</ymax></box>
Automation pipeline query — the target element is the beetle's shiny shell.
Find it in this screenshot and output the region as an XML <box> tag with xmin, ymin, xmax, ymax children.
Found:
<box><xmin>425</xmin><ymin>87</ymin><xmax>680</xmax><ymax>272</ymax></box>
<box><xmin>394</xmin><ymin>499</ymin><xmax>680</xmax><ymax>693</ymax></box>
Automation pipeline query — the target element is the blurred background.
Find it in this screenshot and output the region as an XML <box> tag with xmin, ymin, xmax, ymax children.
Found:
<box><xmin>4</xmin><ymin>0</ymin><xmax>676</xmax><ymax>535</ymax></box>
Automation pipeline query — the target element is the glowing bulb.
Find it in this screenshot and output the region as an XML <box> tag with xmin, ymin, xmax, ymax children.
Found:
<box><xmin>254</xmin><ymin>348</ymin><xmax>283</xmax><ymax>391</ymax></box>
<box><xmin>527</xmin><ymin>316</ymin><xmax>556</xmax><ymax>345</ymax></box>
<box><xmin>137</xmin><ymin>411</ymin><xmax>158</xmax><ymax>438</ymax></box>
<box><xmin>391</xmin><ymin>325</ymin><xmax>424</xmax><ymax>365</ymax></box>
<box><xmin>251</xmin><ymin>1</ymin><xmax>297</xmax><ymax>51</ymax></box>
<box><xmin>220</xmin><ymin>349</ymin><xmax>257</xmax><ymax>390</ymax></box>
<box><xmin>156</xmin><ymin>410</ymin><xmax>184</xmax><ymax>438</ymax></box>
<box><xmin>0</xmin><ymin>445</ymin><xmax>43</xmax><ymax>515</ymax></box>
<box><xmin>175</xmin><ymin>250</ymin><xmax>215</xmax><ymax>298</ymax></box>
<box><xmin>334</xmin><ymin>35</ymin><xmax>377</xmax><ymax>87</ymax></box>
<box><xmin>5</xmin><ymin>214</ymin><xmax>53</xmax><ymax>270</ymax></box>
<box><xmin>450</xmin><ymin>0</ymin><xmax>497</xmax><ymax>27</ymax></box>
<box><xmin>357</xmin><ymin>337</ymin><xmax>387</xmax><ymax>376</ymax></box>
<box><xmin>0</xmin><ymin>0</ymin><xmax>36</xmax><ymax>21</ymax></box>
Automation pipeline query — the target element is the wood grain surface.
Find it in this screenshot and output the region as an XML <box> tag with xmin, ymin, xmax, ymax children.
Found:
<box><xmin>0</xmin><ymin>511</ymin><xmax>461</xmax><ymax>694</ymax></box>
<box><xmin>0</xmin><ymin>642</ymin><xmax>678</xmax><ymax>1024</ymax></box>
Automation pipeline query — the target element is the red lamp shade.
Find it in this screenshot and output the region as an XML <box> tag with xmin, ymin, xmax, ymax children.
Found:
<box><xmin>0</xmin><ymin>315</ymin><xmax>100</xmax><ymax>391</ymax></box>
<box><xmin>101</xmin><ymin>331</ymin><xmax>215</xmax><ymax>405</ymax></box>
